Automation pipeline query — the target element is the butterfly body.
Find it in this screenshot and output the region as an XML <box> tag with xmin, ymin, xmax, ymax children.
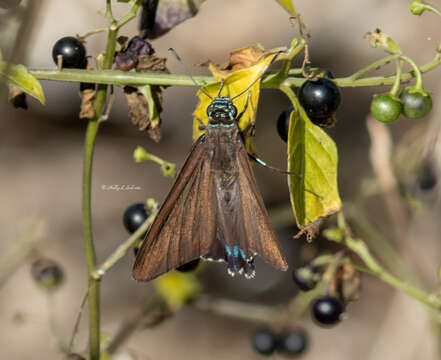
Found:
<box><xmin>132</xmin><ymin>95</ymin><xmax>288</xmax><ymax>281</ymax></box>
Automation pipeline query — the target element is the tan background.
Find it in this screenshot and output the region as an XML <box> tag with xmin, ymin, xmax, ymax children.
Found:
<box><xmin>0</xmin><ymin>0</ymin><xmax>440</xmax><ymax>359</ymax></box>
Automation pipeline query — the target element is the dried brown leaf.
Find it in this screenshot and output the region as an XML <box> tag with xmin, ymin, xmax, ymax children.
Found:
<box><xmin>79</xmin><ymin>88</ymin><xmax>96</xmax><ymax>119</ymax></box>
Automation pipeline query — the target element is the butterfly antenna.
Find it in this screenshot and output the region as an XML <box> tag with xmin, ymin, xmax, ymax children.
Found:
<box><xmin>231</xmin><ymin>51</ymin><xmax>284</xmax><ymax>101</ymax></box>
<box><xmin>217</xmin><ymin>79</ymin><xmax>225</xmax><ymax>97</ymax></box>
<box><xmin>168</xmin><ymin>48</ymin><xmax>213</xmax><ymax>100</ymax></box>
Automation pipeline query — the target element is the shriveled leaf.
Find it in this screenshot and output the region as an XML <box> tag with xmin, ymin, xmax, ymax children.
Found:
<box><xmin>154</xmin><ymin>272</ymin><xmax>201</xmax><ymax>311</ymax></box>
<box><xmin>288</xmin><ymin>107</ymin><xmax>341</xmax><ymax>229</ymax></box>
<box><xmin>141</xmin><ymin>0</ymin><xmax>206</xmax><ymax>39</ymax></box>
<box><xmin>367</xmin><ymin>29</ymin><xmax>402</xmax><ymax>55</ymax></box>
<box><xmin>79</xmin><ymin>88</ymin><xmax>95</xmax><ymax>119</ymax></box>
<box><xmin>193</xmin><ymin>46</ymin><xmax>286</xmax><ymax>154</ymax></box>
<box><xmin>124</xmin><ymin>85</ymin><xmax>163</xmax><ymax>142</ymax></box>
<box><xmin>0</xmin><ymin>61</ymin><xmax>45</xmax><ymax>104</ymax></box>
<box><xmin>138</xmin><ymin>85</ymin><xmax>162</xmax><ymax>142</ymax></box>
<box><xmin>338</xmin><ymin>262</ymin><xmax>361</xmax><ymax>303</ymax></box>
<box><xmin>275</xmin><ymin>0</ymin><xmax>297</xmax><ymax>16</ymax></box>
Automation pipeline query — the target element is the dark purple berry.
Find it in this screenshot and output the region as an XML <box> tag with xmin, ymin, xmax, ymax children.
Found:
<box><xmin>277</xmin><ymin>107</ymin><xmax>293</xmax><ymax>142</ymax></box>
<box><xmin>292</xmin><ymin>267</ymin><xmax>318</xmax><ymax>291</ymax></box>
<box><xmin>31</xmin><ymin>258</ymin><xmax>64</xmax><ymax>292</ymax></box>
<box><xmin>298</xmin><ymin>78</ymin><xmax>341</xmax><ymax>121</ymax></box>
<box><xmin>251</xmin><ymin>329</ymin><xmax>277</xmax><ymax>356</ymax></box>
<box><xmin>52</xmin><ymin>37</ymin><xmax>87</xmax><ymax>69</ymax></box>
<box><xmin>311</xmin><ymin>296</ymin><xmax>344</xmax><ymax>326</ymax></box>
<box><xmin>278</xmin><ymin>330</ymin><xmax>308</xmax><ymax>355</ymax></box>
<box><xmin>123</xmin><ymin>203</ymin><xmax>149</xmax><ymax>234</ymax></box>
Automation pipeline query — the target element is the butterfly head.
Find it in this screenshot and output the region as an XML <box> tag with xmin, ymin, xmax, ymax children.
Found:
<box><xmin>207</xmin><ymin>96</ymin><xmax>237</xmax><ymax>126</ymax></box>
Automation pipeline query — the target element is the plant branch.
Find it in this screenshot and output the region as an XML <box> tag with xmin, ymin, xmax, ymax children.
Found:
<box><xmin>82</xmin><ymin>23</ymin><xmax>118</xmax><ymax>360</ymax></box>
<box><xmin>29</xmin><ymin>51</ymin><xmax>441</xmax><ymax>90</ymax></box>
<box><xmin>343</xmin><ymin>235</ymin><xmax>441</xmax><ymax>310</ymax></box>
<box><xmin>116</xmin><ymin>0</ymin><xmax>143</xmax><ymax>29</ymax></box>
<box><xmin>92</xmin><ymin>208</ymin><xmax>158</xmax><ymax>280</ymax></box>
<box><xmin>350</xmin><ymin>54</ymin><xmax>399</xmax><ymax>80</ymax></box>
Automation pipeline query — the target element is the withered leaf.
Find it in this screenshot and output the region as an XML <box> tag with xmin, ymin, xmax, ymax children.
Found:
<box><xmin>140</xmin><ymin>0</ymin><xmax>207</xmax><ymax>39</ymax></box>
<box><xmin>337</xmin><ymin>262</ymin><xmax>361</xmax><ymax>303</ymax></box>
<box><xmin>79</xmin><ymin>88</ymin><xmax>96</xmax><ymax>120</ymax></box>
<box><xmin>124</xmin><ymin>85</ymin><xmax>163</xmax><ymax>142</ymax></box>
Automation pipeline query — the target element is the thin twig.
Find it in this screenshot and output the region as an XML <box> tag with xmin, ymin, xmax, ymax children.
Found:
<box><xmin>68</xmin><ymin>291</ymin><xmax>89</xmax><ymax>354</ymax></box>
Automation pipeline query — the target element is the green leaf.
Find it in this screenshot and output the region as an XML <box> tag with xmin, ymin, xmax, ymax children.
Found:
<box><xmin>275</xmin><ymin>0</ymin><xmax>298</xmax><ymax>16</ymax></box>
<box><xmin>0</xmin><ymin>61</ymin><xmax>45</xmax><ymax>104</ymax></box>
<box><xmin>287</xmin><ymin>108</ymin><xmax>341</xmax><ymax>228</ymax></box>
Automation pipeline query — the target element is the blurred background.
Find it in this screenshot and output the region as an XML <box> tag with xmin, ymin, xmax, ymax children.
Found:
<box><xmin>0</xmin><ymin>0</ymin><xmax>440</xmax><ymax>359</ymax></box>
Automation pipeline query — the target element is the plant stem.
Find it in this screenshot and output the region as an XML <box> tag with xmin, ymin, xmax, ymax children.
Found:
<box><xmin>389</xmin><ymin>59</ymin><xmax>402</xmax><ymax>98</ymax></box>
<box><xmin>29</xmin><ymin>52</ymin><xmax>441</xmax><ymax>89</ymax></box>
<box><xmin>400</xmin><ymin>54</ymin><xmax>425</xmax><ymax>90</ymax></box>
<box><xmin>344</xmin><ymin>236</ymin><xmax>441</xmax><ymax>310</ymax></box>
<box><xmin>92</xmin><ymin>209</ymin><xmax>158</xmax><ymax>280</ymax></box>
<box><xmin>116</xmin><ymin>0</ymin><xmax>143</xmax><ymax>29</ymax></box>
<box><xmin>350</xmin><ymin>54</ymin><xmax>399</xmax><ymax>80</ymax></box>
<box><xmin>82</xmin><ymin>23</ymin><xmax>118</xmax><ymax>360</ymax></box>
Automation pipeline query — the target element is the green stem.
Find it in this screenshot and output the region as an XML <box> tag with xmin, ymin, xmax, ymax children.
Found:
<box><xmin>344</xmin><ymin>236</ymin><xmax>441</xmax><ymax>310</ymax></box>
<box><xmin>423</xmin><ymin>3</ymin><xmax>441</xmax><ymax>18</ymax></box>
<box><xmin>28</xmin><ymin>52</ymin><xmax>441</xmax><ymax>89</ymax></box>
<box><xmin>350</xmin><ymin>54</ymin><xmax>399</xmax><ymax>80</ymax></box>
<box><xmin>116</xmin><ymin>0</ymin><xmax>143</xmax><ymax>29</ymax></box>
<box><xmin>82</xmin><ymin>24</ymin><xmax>118</xmax><ymax>360</ymax></box>
<box><xmin>92</xmin><ymin>208</ymin><xmax>158</xmax><ymax>280</ymax></box>
<box><xmin>400</xmin><ymin>55</ymin><xmax>424</xmax><ymax>90</ymax></box>
<box><xmin>389</xmin><ymin>59</ymin><xmax>402</xmax><ymax>98</ymax></box>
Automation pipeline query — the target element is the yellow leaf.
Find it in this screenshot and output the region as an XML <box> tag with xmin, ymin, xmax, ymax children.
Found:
<box><xmin>275</xmin><ymin>0</ymin><xmax>298</xmax><ymax>16</ymax></box>
<box><xmin>287</xmin><ymin>107</ymin><xmax>342</xmax><ymax>228</ymax></box>
<box><xmin>0</xmin><ymin>61</ymin><xmax>45</xmax><ymax>104</ymax></box>
<box><xmin>193</xmin><ymin>46</ymin><xmax>285</xmax><ymax>154</ymax></box>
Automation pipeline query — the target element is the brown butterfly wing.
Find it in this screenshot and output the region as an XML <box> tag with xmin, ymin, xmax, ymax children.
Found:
<box><xmin>132</xmin><ymin>136</ymin><xmax>217</xmax><ymax>281</ymax></box>
<box><xmin>234</xmin><ymin>144</ymin><xmax>288</xmax><ymax>271</ymax></box>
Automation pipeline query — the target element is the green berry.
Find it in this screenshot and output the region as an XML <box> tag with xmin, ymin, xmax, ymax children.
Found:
<box><xmin>399</xmin><ymin>88</ymin><xmax>432</xmax><ymax>119</ymax></box>
<box><xmin>370</xmin><ymin>95</ymin><xmax>402</xmax><ymax>123</ymax></box>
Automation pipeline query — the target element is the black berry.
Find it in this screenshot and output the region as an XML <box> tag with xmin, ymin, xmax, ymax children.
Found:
<box><xmin>298</xmin><ymin>78</ymin><xmax>341</xmax><ymax>122</ymax></box>
<box><xmin>251</xmin><ymin>329</ymin><xmax>277</xmax><ymax>356</ymax></box>
<box><xmin>292</xmin><ymin>267</ymin><xmax>318</xmax><ymax>291</ymax></box>
<box><xmin>418</xmin><ymin>163</ymin><xmax>437</xmax><ymax>191</ymax></box>
<box><xmin>311</xmin><ymin>296</ymin><xmax>344</xmax><ymax>326</ymax></box>
<box><xmin>370</xmin><ymin>95</ymin><xmax>402</xmax><ymax>123</ymax></box>
<box><xmin>277</xmin><ymin>107</ymin><xmax>293</xmax><ymax>142</ymax></box>
<box><xmin>123</xmin><ymin>203</ymin><xmax>149</xmax><ymax>234</ymax></box>
<box><xmin>52</xmin><ymin>37</ymin><xmax>87</xmax><ymax>69</ymax></box>
<box><xmin>31</xmin><ymin>258</ymin><xmax>64</xmax><ymax>292</ymax></box>
<box><xmin>278</xmin><ymin>330</ymin><xmax>308</xmax><ymax>355</ymax></box>
<box><xmin>399</xmin><ymin>88</ymin><xmax>432</xmax><ymax>119</ymax></box>
<box><xmin>176</xmin><ymin>259</ymin><xmax>200</xmax><ymax>273</ymax></box>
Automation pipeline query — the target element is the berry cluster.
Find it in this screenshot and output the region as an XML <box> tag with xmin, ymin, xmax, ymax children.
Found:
<box><xmin>277</xmin><ymin>72</ymin><xmax>341</xmax><ymax>142</ymax></box>
<box><xmin>370</xmin><ymin>88</ymin><xmax>432</xmax><ymax>124</ymax></box>
<box><xmin>251</xmin><ymin>328</ymin><xmax>308</xmax><ymax>357</ymax></box>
